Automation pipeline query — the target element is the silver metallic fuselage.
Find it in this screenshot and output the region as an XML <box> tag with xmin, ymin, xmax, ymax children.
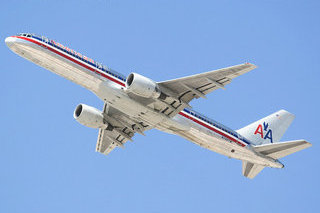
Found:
<box><xmin>5</xmin><ymin>35</ymin><xmax>283</xmax><ymax>168</ymax></box>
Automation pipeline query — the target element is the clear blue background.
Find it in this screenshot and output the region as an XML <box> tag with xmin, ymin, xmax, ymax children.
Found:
<box><xmin>1</xmin><ymin>1</ymin><xmax>319</xmax><ymax>212</ymax></box>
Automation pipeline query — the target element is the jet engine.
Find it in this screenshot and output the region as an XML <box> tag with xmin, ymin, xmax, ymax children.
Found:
<box><xmin>125</xmin><ymin>73</ymin><xmax>161</xmax><ymax>99</ymax></box>
<box><xmin>73</xmin><ymin>104</ymin><xmax>106</xmax><ymax>129</ymax></box>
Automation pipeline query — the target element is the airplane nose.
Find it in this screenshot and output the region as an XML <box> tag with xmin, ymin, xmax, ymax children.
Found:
<box><xmin>5</xmin><ymin>36</ymin><xmax>15</xmax><ymax>47</ymax></box>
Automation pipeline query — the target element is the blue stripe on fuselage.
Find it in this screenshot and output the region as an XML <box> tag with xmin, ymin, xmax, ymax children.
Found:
<box><xmin>182</xmin><ymin>108</ymin><xmax>251</xmax><ymax>145</ymax></box>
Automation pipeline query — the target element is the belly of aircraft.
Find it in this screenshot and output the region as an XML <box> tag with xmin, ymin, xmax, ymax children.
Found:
<box><xmin>174</xmin><ymin>124</ymin><xmax>272</xmax><ymax>165</ymax></box>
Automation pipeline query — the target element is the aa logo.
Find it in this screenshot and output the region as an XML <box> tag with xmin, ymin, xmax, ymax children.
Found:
<box><xmin>254</xmin><ymin>122</ymin><xmax>273</xmax><ymax>143</ymax></box>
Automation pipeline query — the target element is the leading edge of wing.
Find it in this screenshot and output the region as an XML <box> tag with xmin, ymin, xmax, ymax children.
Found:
<box><xmin>157</xmin><ymin>62</ymin><xmax>257</xmax><ymax>84</ymax></box>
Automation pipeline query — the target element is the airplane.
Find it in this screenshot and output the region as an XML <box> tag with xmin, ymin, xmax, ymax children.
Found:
<box><xmin>5</xmin><ymin>33</ymin><xmax>312</xmax><ymax>179</ymax></box>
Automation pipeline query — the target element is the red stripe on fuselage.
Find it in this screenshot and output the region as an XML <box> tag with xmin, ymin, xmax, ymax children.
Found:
<box><xmin>12</xmin><ymin>36</ymin><xmax>126</xmax><ymax>87</ymax></box>
<box><xmin>178</xmin><ymin>111</ymin><xmax>246</xmax><ymax>147</ymax></box>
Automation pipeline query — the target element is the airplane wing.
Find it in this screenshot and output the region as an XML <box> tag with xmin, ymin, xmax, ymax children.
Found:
<box><xmin>96</xmin><ymin>128</ymin><xmax>132</xmax><ymax>155</ymax></box>
<box><xmin>157</xmin><ymin>63</ymin><xmax>257</xmax><ymax>104</ymax></box>
<box><xmin>95</xmin><ymin>103</ymin><xmax>151</xmax><ymax>155</ymax></box>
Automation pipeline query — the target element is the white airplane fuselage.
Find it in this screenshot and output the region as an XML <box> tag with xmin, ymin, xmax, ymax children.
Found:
<box><xmin>5</xmin><ymin>34</ymin><xmax>284</xmax><ymax>168</ymax></box>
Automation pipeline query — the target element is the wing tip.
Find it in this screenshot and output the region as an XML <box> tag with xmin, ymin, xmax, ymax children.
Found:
<box><xmin>291</xmin><ymin>139</ymin><xmax>312</xmax><ymax>148</ymax></box>
<box><xmin>304</xmin><ymin>140</ymin><xmax>312</xmax><ymax>147</ymax></box>
<box><xmin>244</xmin><ymin>62</ymin><xmax>257</xmax><ymax>69</ymax></box>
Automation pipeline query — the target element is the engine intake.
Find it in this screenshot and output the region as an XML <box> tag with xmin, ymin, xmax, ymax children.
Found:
<box><xmin>73</xmin><ymin>104</ymin><xmax>106</xmax><ymax>129</ymax></box>
<box><xmin>126</xmin><ymin>73</ymin><xmax>161</xmax><ymax>99</ymax></box>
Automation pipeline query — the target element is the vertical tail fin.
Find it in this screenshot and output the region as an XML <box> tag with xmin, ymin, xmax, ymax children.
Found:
<box><xmin>237</xmin><ymin>110</ymin><xmax>295</xmax><ymax>145</ymax></box>
<box><xmin>238</xmin><ymin>110</ymin><xmax>311</xmax><ymax>179</ymax></box>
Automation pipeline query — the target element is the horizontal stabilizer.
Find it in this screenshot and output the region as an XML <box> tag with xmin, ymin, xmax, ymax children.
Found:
<box><xmin>242</xmin><ymin>161</ymin><xmax>265</xmax><ymax>179</ymax></box>
<box><xmin>253</xmin><ymin>140</ymin><xmax>312</xmax><ymax>159</ymax></box>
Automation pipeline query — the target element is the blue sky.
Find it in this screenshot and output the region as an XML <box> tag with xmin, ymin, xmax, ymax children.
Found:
<box><xmin>1</xmin><ymin>1</ymin><xmax>319</xmax><ymax>212</ymax></box>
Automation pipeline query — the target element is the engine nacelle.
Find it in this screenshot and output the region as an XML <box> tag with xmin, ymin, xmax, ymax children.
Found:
<box><xmin>125</xmin><ymin>73</ymin><xmax>161</xmax><ymax>99</ymax></box>
<box><xmin>73</xmin><ymin>104</ymin><xmax>106</xmax><ymax>129</ymax></box>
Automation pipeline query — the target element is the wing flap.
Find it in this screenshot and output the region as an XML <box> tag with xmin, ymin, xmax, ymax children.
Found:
<box><xmin>95</xmin><ymin>103</ymin><xmax>152</xmax><ymax>156</ymax></box>
<box><xmin>96</xmin><ymin>128</ymin><xmax>129</xmax><ymax>155</ymax></box>
<box><xmin>96</xmin><ymin>128</ymin><xmax>118</xmax><ymax>155</ymax></box>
